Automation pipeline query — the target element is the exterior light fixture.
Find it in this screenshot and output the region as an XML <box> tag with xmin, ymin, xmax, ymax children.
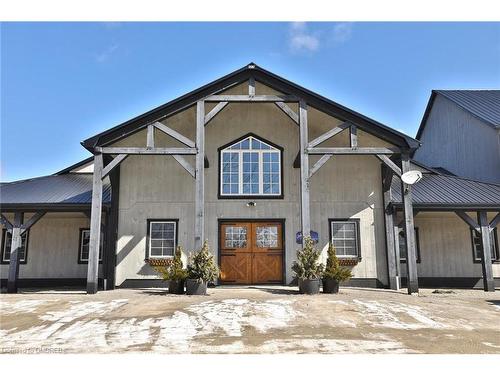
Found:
<box><xmin>246</xmin><ymin>201</ymin><xmax>257</xmax><ymax>207</ymax></box>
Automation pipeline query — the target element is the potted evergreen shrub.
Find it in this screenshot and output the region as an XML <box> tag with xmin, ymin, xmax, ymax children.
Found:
<box><xmin>154</xmin><ymin>246</ymin><xmax>188</xmax><ymax>294</ymax></box>
<box><xmin>292</xmin><ymin>236</ymin><xmax>324</xmax><ymax>295</ymax></box>
<box><xmin>322</xmin><ymin>242</ymin><xmax>352</xmax><ymax>293</ymax></box>
<box><xmin>186</xmin><ymin>240</ymin><xmax>219</xmax><ymax>295</ymax></box>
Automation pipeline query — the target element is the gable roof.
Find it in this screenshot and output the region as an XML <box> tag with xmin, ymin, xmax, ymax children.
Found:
<box><xmin>391</xmin><ymin>160</ymin><xmax>500</xmax><ymax>210</ymax></box>
<box><xmin>81</xmin><ymin>63</ymin><xmax>420</xmax><ymax>151</ymax></box>
<box><xmin>416</xmin><ymin>90</ymin><xmax>500</xmax><ymax>140</ymax></box>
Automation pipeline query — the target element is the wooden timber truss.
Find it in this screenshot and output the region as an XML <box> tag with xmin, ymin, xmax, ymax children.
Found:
<box><xmin>85</xmin><ymin>76</ymin><xmax>420</xmax><ymax>295</ymax></box>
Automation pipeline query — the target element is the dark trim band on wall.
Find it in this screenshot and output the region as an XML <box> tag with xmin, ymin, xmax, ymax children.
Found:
<box><xmin>217</xmin><ymin>132</ymin><xmax>285</xmax><ymax>200</ymax></box>
<box><xmin>400</xmin><ymin>277</ymin><xmax>500</xmax><ymax>289</ymax></box>
<box><xmin>0</xmin><ymin>278</ymin><xmax>104</xmax><ymax>289</ymax></box>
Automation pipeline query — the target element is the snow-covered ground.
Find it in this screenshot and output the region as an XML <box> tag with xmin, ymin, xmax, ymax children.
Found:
<box><xmin>1</xmin><ymin>287</ymin><xmax>499</xmax><ymax>354</ymax></box>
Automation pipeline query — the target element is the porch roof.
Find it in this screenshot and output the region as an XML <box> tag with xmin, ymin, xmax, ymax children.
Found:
<box><xmin>0</xmin><ymin>173</ymin><xmax>111</xmax><ymax>211</ymax></box>
<box><xmin>391</xmin><ymin>162</ymin><xmax>500</xmax><ymax>210</ymax></box>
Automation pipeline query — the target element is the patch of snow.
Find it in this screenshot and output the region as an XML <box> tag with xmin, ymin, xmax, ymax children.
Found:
<box><xmin>0</xmin><ymin>300</ymin><xmax>53</xmax><ymax>314</ymax></box>
<box><xmin>40</xmin><ymin>299</ymin><xmax>128</xmax><ymax>323</ymax></box>
<box><xmin>482</xmin><ymin>342</ymin><xmax>500</xmax><ymax>349</ymax></box>
<box><xmin>353</xmin><ymin>299</ymin><xmax>447</xmax><ymax>330</ymax></box>
<box><xmin>259</xmin><ymin>339</ymin><xmax>417</xmax><ymax>354</ymax></box>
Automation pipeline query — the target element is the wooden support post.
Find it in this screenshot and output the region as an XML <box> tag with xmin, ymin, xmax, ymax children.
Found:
<box><xmin>299</xmin><ymin>100</ymin><xmax>310</xmax><ymax>245</ymax></box>
<box><xmin>172</xmin><ymin>155</ymin><xmax>195</xmax><ymax>178</ymax></box>
<box><xmin>401</xmin><ymin>154</ymin><xmax>418</xmax><ymax>294</ymax></box>
<box><xmin>350</xmin><ymin>125</ymin><xmax>358</xmax><ymax>149</ymax></box>
<box><xmin>87</xmin><ymin>153</ymin><xmax>104</xmax><ymax>294</ymax></box>
<box><xmin>1</xmin><ymin>214</ymin><xmax>13</xmax><ymax>232</ymax></box>
<box><xmin>194</xmin><ymin>101</ymin><xmax>205</xmax><ymax>250</ymax></box>
<box><xmin>382</xmin><ymin>166</ymin><xmax>399</xmax><ymax>290</ymax></box>
<box><xmin>20</xmin><ymin>211</ymin><xmax>46</xmax><ymax>234</ymax></box>
<box><xmin>309</xmin><ymin>154</ymin><xmax>332</xmax><ymax>179</ymax></box>
<box><xmin>7</xmin><ymin>212</ymin><xmax>23</xmax><ymax>293</ymax></box>
<box><xmin>102</xmin><ymin>154</ymin><xmax>128</xmax><ymax>179</ymax></box>
<box><xmin>489</xmin><ymin>212</ymin><xmax>500</xmax><ymax>230</ymax></box>
<box><xmin>478</xmin><ymin>211</ymin><xmax>495</xmax><ymax>292</ymax></box>
<box><xmin>249</xmin><ymin>76</ymin><xmax>255</xmax><ymax>96</ymax></box>
<box><xmin>393</xmin><ymin>215</ymin><xmax>401</xmax><ymax>280</ymax></box>
<box><xmin>146</xmin><ymin>124</ymin><xmax>155</xmax><ymax>149</ymax></box>
<box><xmin>308</xmin><ymin>122</ymin><xmax>350</xmax><ymax>148</ymax></box>
<box><xmin>153</xmin><ymin>122</ymin><xmax>195</xmax><ymax>148</ymax></box>
<box><xmin>275</xmin><ymin>102</ymin><xmax>299</xmax><ymax>125</ymax></box>
<box><xmin>103</xmin><ymin>155</ymin><xmax>120</xmax><ymax>291</ymax></box>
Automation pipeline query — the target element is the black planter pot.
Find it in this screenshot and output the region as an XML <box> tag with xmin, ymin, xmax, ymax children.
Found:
<box><xmin>186</xmin><ymin>279</ymin><xmax>208</xmax><ymax>295</ymax></box>
<box><xmin>168</xmin><ymin>279</ymin><xmax>185</xmax><ymax>294</ymax></box>
<box><xmin>322</xmin><ymin>278</ymin><xmax>340</xmax><ymax>294</ymax></box>
<box><xmin>299</xmin><ymin>278</ymin><xmax>320</xmax><ymax>295</ymax></box>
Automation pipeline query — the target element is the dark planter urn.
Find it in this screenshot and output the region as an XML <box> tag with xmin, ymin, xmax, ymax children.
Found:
<box><xmin>168</xmin><ymin>279</ymin><xmax>185</xmax><ymax>294</ymax></box>
<box><xmin>299</xmin><ymin>278</ymin><xmax>320</xmax><ymax>295</ymax></box>
<box><xmin>186</xmin><ymin>279</ymin><xmax>208</xmax><ymax>295</ymax></box>
<box><xmin>322</xmin><ymin>278</ymin><xmax>340</xmax><ymax>294</ymax></box>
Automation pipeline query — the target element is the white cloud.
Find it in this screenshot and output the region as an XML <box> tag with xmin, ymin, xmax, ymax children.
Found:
<box><xmin>95</xmin><ymin>44</ymin><xmax>118</xmax><ymax>63</ymax></box>
<box><xmin>288</xmin><ymin>22</ymin><xmax>320</xmax><ymax>53</ymax></box>
<box><xmin>332</xmin><ymin>22</ymin><xmax>353</xmax><ymax>43</ymax></box>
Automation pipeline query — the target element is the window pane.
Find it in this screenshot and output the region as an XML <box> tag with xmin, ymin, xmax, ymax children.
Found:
<box><xmin>398</xmin><ymin>229</ymin><xmax>419</xmax><ymax>261</ymax></box>
<box><xmin>472</xmin><ymin>229</ymin><xmax>497</xmax><ymax>260</ymax></box>
<box><xmin>149</xmin><ymin>221</ymin><xmax>176</xmax><ymax>258</ymax></box>
<box><xmin>225</xmin><ymin>226</ymin><xmax>247</xmax><ymax>248</ymax></box>
<box><xmin>80</xmin><ymin>229</ymin><xmax>103</xmax><ymax>261</ymax></box>
<box><xmin>256</xmin><ymin>226</ymin><xmax>278</xmax><ymax>248</ymax></box>
<box><xmin>3</xmin><ymin>231</ymin><xmax>28</xmax><ymax>262</ymax></box>
<box><xmin>221</xmin><ymin>138</ymin><xmax>281</xmax><ymax>196</ymax></box>
<box><xmin>331</xmin><ymin>222</ymin><xmax>358</xmax><ymax>258</ymax></box>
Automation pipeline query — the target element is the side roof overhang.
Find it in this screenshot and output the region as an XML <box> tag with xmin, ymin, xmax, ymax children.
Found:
<box><xmin>391</xmin><ymin>160</ymin><xmax>500</xmax><ymax>211</ymax></box>
<box><xmin>81</xmin><ymin>63</ymin><xmax>420</xmax><ymax>152</ymax></box>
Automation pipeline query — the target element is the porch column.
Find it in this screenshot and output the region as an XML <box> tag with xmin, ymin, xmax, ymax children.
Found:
<box><xmin>299</xmin><ymin>100</ymin><xmax>310</xmax><ymax>245</ymax></box>
<box><xmin>7</xmin><ymin>212</ymin><xmax>24</xmax><ymax>293</ymax></box>
<box><xmin>194</xmin><ymin>100</ymin><xmax>205</xmax><ymax>250</ymax></box>
<box><xmin>400</xmin><ymin>153</ymin><xmax>418</xmax><ymax>294</ymax></box>
<box><xmin>478</xmin><ymin>211</ymin><xmax>495</xmax><ymax>292</ymax></box>
<box><xmin>87</xmin><ymin>153</ymin><xmax>104</xmax><ymax>294</ymax></box>
<box><xmin>381</xmin><ymin>166</ymin><xmax>399</xmax><ymax>290</ymax></box>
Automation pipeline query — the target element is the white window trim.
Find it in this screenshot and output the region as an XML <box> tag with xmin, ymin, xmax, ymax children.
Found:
<box><xmin>330</xmin><ymin>220</ymin><xmax>360</xmax><ymax>259</ymax></box>
<box><xmin>79</xmin><ymin>229</ymin><xmax>103</xmax><ymax>263</ymax></box>
<box><xmin>148</xmin><ymin>220</ymin><xmax>177</xmax><ymax>259</ymax></box>
<box><xmin>2</xmin><ymin>230</ymin><xmax>28</xmax><ymax>263</ymax></box>
<box><xmin>220</xmin><ymin>136</ymin><xmax>281</xmax><ymax>197</ymax></box>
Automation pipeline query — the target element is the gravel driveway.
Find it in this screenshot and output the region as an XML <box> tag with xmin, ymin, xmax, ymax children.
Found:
<box><xmin>1</xmin><ymin>286</ymin><xmax>499</xmax><ymax>354</ymax></box>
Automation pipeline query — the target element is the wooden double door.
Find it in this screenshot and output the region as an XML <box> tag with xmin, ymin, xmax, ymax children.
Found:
<box><xmin>219</xmin><ymin>221</ymin><xmax>283</xmax><ymax>284</ymax></box>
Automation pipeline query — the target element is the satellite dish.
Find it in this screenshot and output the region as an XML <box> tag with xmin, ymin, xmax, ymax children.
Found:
<box><xmin>401</xmin><ymin>170</ymin><xmax>423</xmax><ymax>185</ymax></box>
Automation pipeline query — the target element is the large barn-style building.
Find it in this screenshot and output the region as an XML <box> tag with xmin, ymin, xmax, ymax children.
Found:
<box><xmin>1</xmin><ymin>64</ymin><xmax>499</xmax><ymax>294</ymax></box>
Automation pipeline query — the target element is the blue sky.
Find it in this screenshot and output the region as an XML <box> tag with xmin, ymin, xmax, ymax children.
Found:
<box><xmin>1</xmin><ymin>22</ymin><xmax>499</xmax><ymax>182</ymax></box>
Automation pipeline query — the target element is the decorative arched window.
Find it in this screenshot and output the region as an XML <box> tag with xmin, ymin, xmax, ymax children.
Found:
<box><xmin>219</xmin><ymin>134</ymin><xmax>283</xmax><ymax>198</ymax></box>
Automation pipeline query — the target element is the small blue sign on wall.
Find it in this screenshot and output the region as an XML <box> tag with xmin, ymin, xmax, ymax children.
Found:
<box><xmin>296</xmin><ymin>231</ymin><xmax>319</xmax><ymax>244</ymax></box>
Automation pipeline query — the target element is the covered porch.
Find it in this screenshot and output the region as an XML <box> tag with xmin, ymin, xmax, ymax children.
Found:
<box><xmin>385</xmin><ymin>162</ymin><xmax>500</xmax><ymax>292</ymax></box>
